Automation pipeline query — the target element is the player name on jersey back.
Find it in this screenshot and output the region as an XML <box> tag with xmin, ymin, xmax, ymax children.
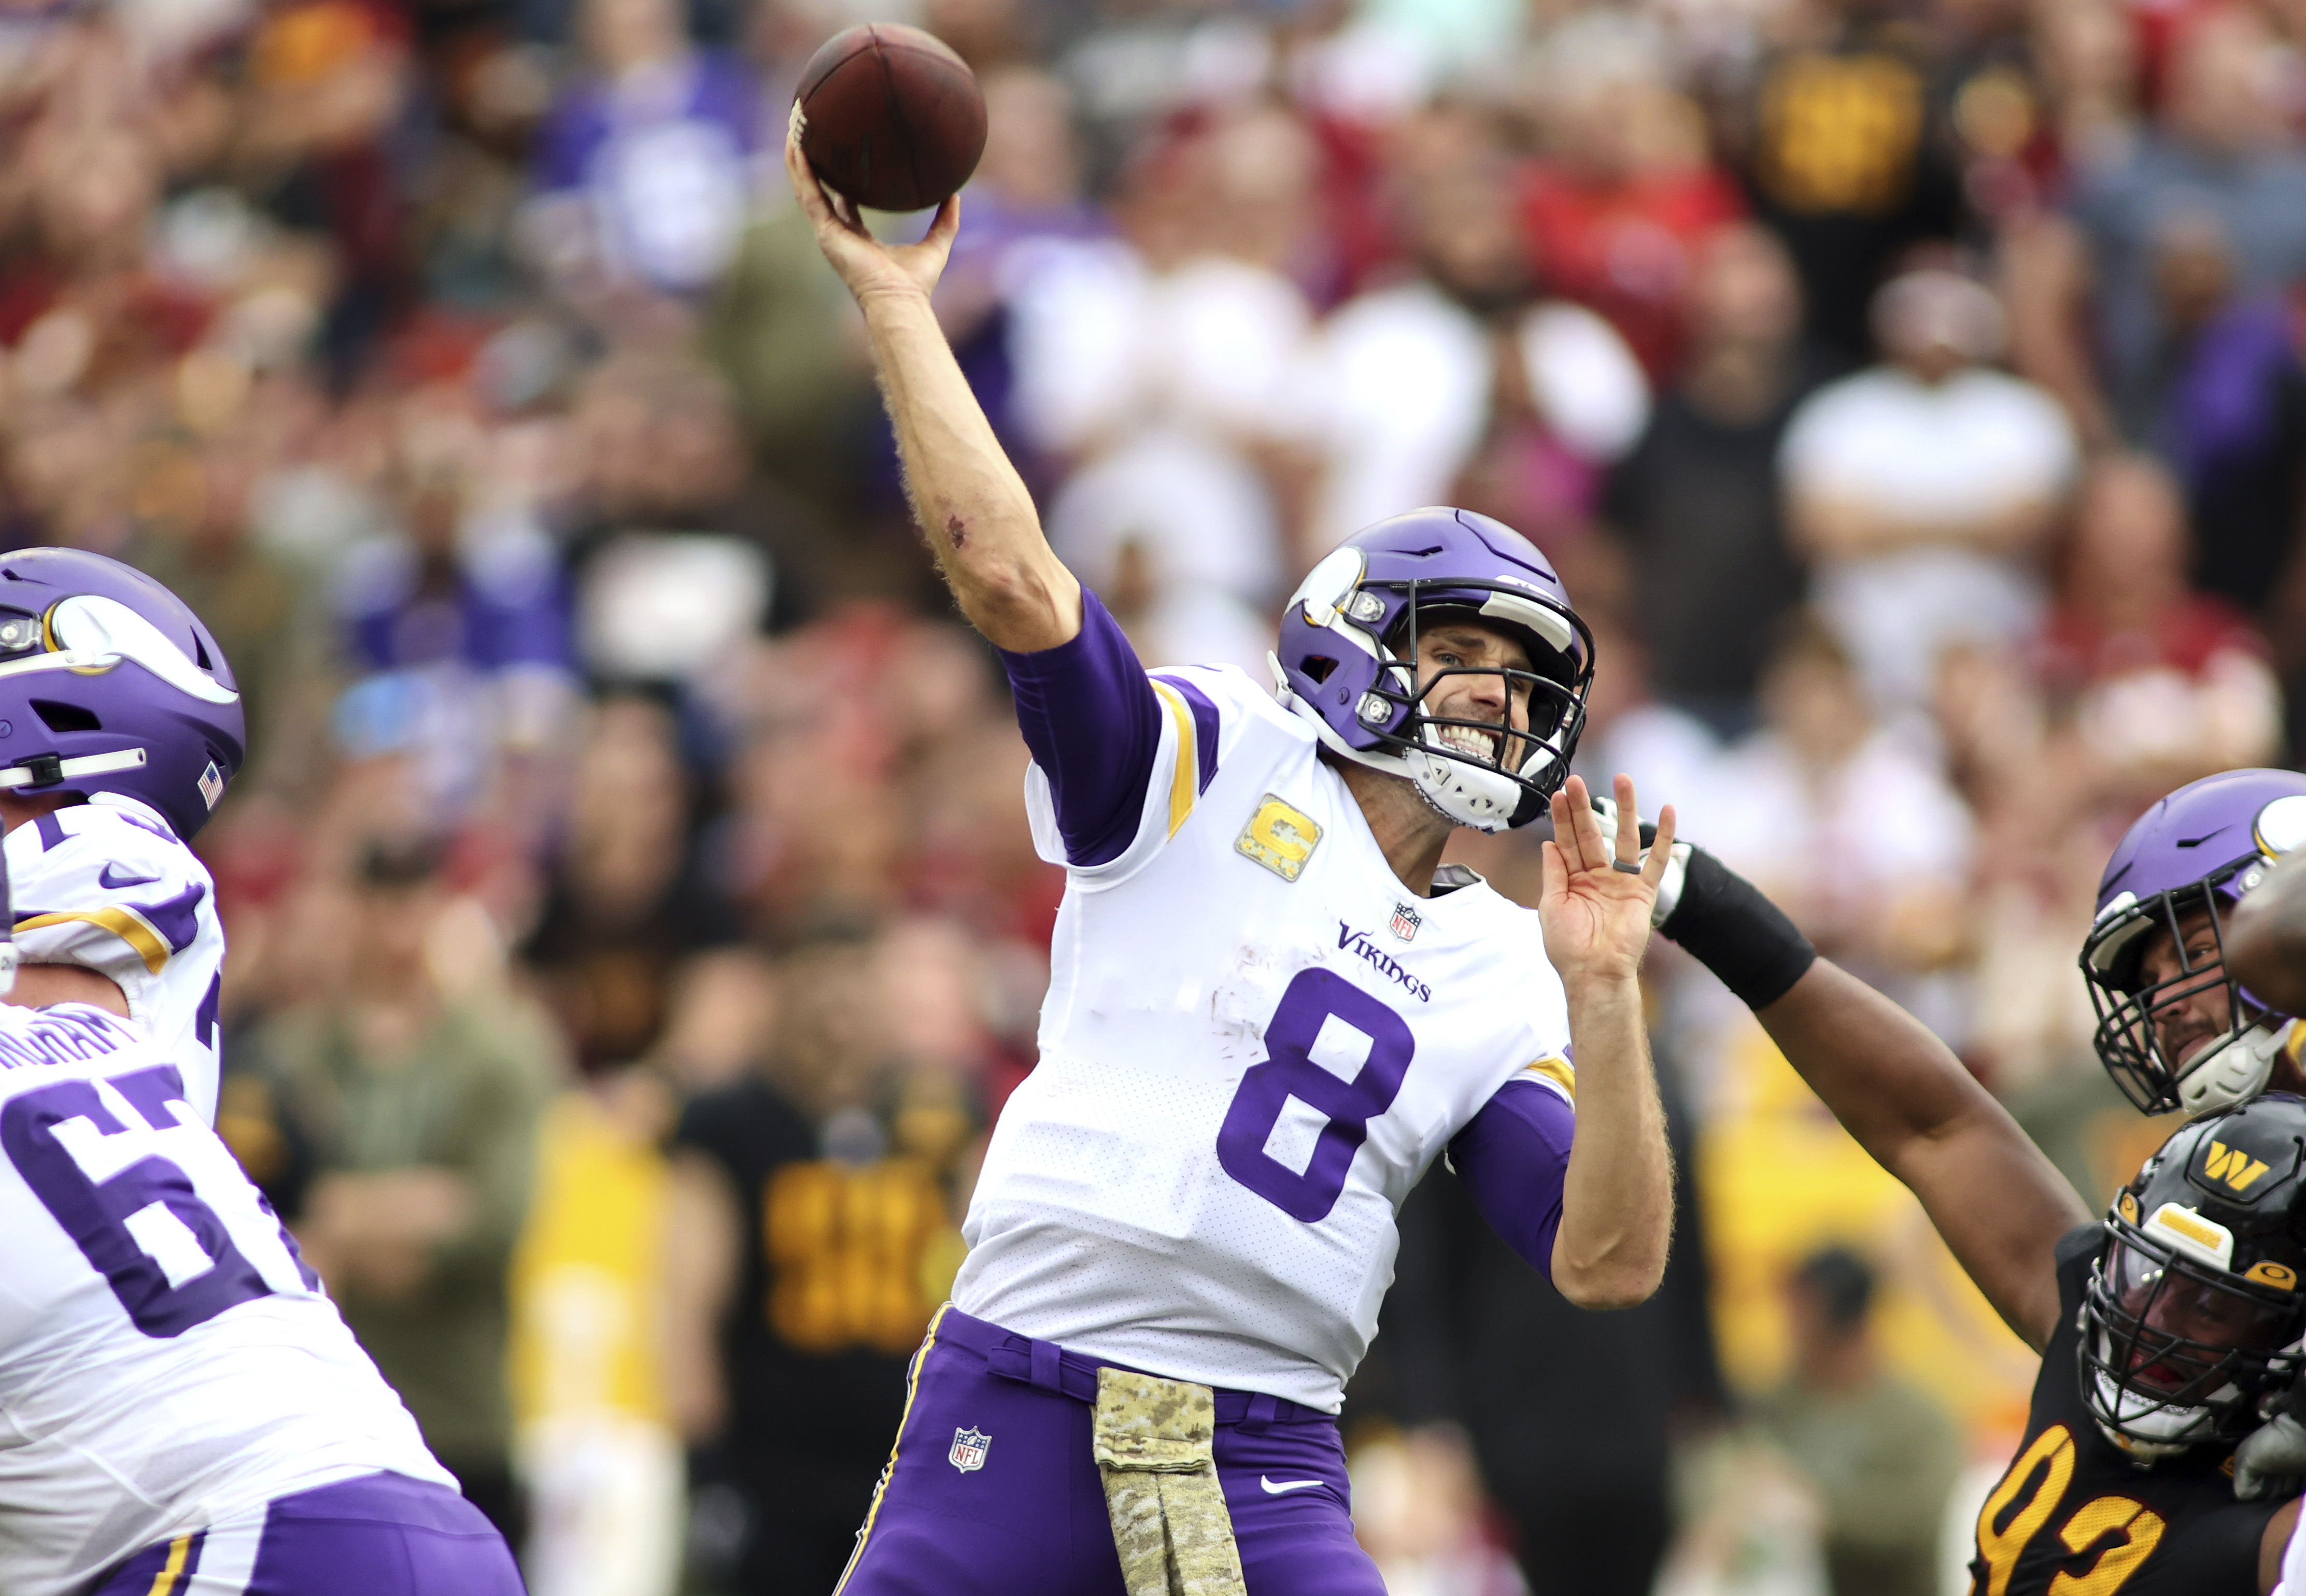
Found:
<box><xmin>955</xmin><ymin>664</ymin><xmax>1572</xmax><ymax>1412</ymax></box>
<box><xmin>0</xmin><ymin>1004</ymin><xmax>449</xmax><ymax>1596</ymax></box>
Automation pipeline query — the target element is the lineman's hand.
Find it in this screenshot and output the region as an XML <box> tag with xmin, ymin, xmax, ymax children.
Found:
<box><xmin>784</xmin><ymin>108</ymin><xmax>958</xmax><ymax>306</ymax></box>
<box><xmin>1540</xmin><ymin>773</ymin><xmax>1676</xmax><ymax>985</ymax></box>
<box><xmin>2238</xmin><ymin>1412</ymin><xmax>2306</xmax><ymax>1501</ymax></box>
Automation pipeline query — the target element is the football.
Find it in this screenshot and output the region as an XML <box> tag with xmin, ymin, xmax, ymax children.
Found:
<box><xmin>794</xmin><ymin>23</ymin><xmax>987</xmax><ymax>213</ymax></box>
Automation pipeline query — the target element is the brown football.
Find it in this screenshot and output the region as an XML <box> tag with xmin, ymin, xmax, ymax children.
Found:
<box><xmin>794</xmin><ymin>23</ymin><xmax>987</xmax><ymax>213</ymax></box>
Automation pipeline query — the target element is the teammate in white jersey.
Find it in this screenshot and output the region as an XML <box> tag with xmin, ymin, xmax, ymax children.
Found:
<box><xmin>0</xmin><ymin>860</ymin><xmax>522</xmax><ymax>1595</ymax></box>
<box><xmin>0</xmin><ymin>550</ymin><xmax>239</xmax><ymax>1123</ymax></box>
<box><xmin>785</xmin><ymin>129</ymin><xmax>1677</xmax><ymax>1595</ymax></box>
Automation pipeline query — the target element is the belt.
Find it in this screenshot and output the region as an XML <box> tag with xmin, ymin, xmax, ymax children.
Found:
<box><xmin>936</xmin><ymin>1308</ymin><xmax>1329</xmax><ymax>1433</ymax></box>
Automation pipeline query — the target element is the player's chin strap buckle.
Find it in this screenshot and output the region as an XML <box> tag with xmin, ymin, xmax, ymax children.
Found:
<box><xmin>0</xmin><ymin>748</ymin><xmax>147</xmax><ymax>790</ymax></box>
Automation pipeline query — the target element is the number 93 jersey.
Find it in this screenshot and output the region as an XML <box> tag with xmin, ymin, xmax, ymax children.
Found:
<box><xmin>953</xmin><ymin>662</ymin><xmax>1573</xmax><ymax>1413</ymax></box>
<box><xmin>1968</xmin><ymin>1224</ymin><xmax>2286</xmax><ymax>1596</ymax></box>
<box><xmin>0</xmin><ymin>1004</ymin><xmax>451</xmax><ymax>1596</ymax></box>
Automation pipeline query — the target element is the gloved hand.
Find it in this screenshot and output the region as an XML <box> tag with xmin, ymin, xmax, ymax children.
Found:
<box><xmin>2237</xmin><ymin>1408</ymin><xmax>2306</xmax><ymax>1501</ymax></box>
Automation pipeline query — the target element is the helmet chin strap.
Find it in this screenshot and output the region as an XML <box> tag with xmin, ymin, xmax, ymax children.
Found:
<box><xmin>2177</xmin><ymin>1018</ymin><xmax>2299</xmax><ymax>1118</ymax></box>
<box><xmin>1271</xmin><ymin>654</ymin><xmax>1529</xmax><ymax>834</ymax></box>
<box><xmin>0</xmin><ymin>747</ymin><xmax>147</xmax><ymax>791</ymax></box>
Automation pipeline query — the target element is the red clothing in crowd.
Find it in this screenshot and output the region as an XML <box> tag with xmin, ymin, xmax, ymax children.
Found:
<box><xmin>2035</xmin><ymin>591</ymin><xmax>2270</xmax><ymax>697</ymax></box>
<box><xmin>1517</xmin><ymin>162</ymin><xmax>1746</xmax><ymax>380</ymax></box>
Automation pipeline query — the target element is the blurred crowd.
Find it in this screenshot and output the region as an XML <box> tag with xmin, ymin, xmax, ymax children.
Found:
<box><xmin>4</xmin><ymin>0</ymin><xmax>2302</xmax><ymax>1588</ymax></box>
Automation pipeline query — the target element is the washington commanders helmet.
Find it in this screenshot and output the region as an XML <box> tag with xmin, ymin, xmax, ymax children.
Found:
<box><xmin>2082</xmin><ymin>769</ymin><xmax>2306</xmax><ymax>1118</ymax></box>
<box><xmin>2081</xmin><ymin>1093</ymin><xmax>2306</xmax><ymax>1459</ymax></box>
<box><xmin>0</xmin><ymin>549</ymin><xmax>243</xmax><ymax>840</ymax></box>
<box><xmin>1268</xmin><ymin>508</ymin><xmax>1593</xmax><ymax>833</ymax></box>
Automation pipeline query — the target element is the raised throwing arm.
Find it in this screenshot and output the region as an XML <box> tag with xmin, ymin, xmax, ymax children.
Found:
<box><xmin>784</xmin><ymin>120</ymin><xmax>1080</xmax><ymax>652</ymax></box>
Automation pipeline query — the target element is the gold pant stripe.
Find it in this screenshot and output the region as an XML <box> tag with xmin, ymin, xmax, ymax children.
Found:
<box><xmin>144</xmin><ymin>1534</ymin><xmax>193</xmax><ymax>1596</ymax></box>
<box><xmin>832</xmin><ymin>1302</ymin><xmax>951</xmax><ymax>1595</ymax></box>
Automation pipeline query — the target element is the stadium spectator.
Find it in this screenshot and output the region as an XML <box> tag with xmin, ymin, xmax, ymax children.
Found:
<box><xmin>2068</xmin><ymin>8</ymin><xmax>2306</xmax><ymax>437</ymax></box>
<box><xmin>1515</xmin><ymin>17</ymin><xmax>1746</xmax><ymax>381</ymax></box>
<box><xmin>507</xmin><ymin>1058</ymin><xmax>684</xmax><ymax>1596</ymax></box>
<box><xmin>1734</xmin><ymin>0</ymin><xmax>1966</xmax><ymax>362</ymax></box>
<box><xmin>1755</xmin><ymin>1247</ymin><xmax>1962</xmax><ymax>1596</ymax></box>
<box><xmin>1704</xmin><ymin>613</ymin><xmax>1976</xmax><ymax>1030</ymax></box>
<box><xmin>523</xmin><ymin>693</ymin><xmax>742</xmax><ymax>1073</ymax></box>
<box><xmin>1603</xmin><ymin>221</ymin><xmax>1828</xmax><ymax>737</ymax></box>
<box><xmin>1294</xmin><ymin>112</ymin><xmax>1648</xmax><ymax>553</ymax></box>
<box><xmin>662</xmin><ymin>939</ymin><xmax>970</xmax><ymax>1596</ymax></box>
<box><xmin>1781</xmin><ymin>267</ymin><xmax>2080</xmax><ymax>714</ymax></box>
<box><xmin>2038</xmin><ymin>453</ymin><xmax>2282</xmax><ymax>802</ymax></box>
<box><xmin>252</xmin><ymin>837</ymin><xmax>560</xmax><ymax>1542</ymax></box>
<box><xmin>526</xmin><ymin>0</ymin><xmax>763</xmax><ymax>301</ymax></box>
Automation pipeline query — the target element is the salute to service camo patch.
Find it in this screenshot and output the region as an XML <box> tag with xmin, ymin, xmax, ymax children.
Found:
<box><xmin>1092</xmin><ymin>1368</ymin><xmax>1247</xmax><ymax>1596</ymax></box>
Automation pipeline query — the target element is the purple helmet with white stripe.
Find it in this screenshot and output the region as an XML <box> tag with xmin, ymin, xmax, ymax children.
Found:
<box><xmin>2082</xmin><ymin>768</ymin><xmax>2306</xmax><ymax>1117</ymax></box>
<box><xmin>1269</xmin><ymin>508</ymin><xmax>1593</xmax><ymax>832</ymax></box>
<box><xmin>0</xmin><ymin>549</ymin><xmax>243</xmax><ymax>842</ymax></box>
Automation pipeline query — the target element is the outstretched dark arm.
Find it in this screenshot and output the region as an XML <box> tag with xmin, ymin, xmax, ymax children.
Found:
<box><xmin>1751</xmin><ymin>960</ymin><xmax>2086</xmax><ymax>1350</ymax></box>
<box><xmin>1661</xmin><ymin>848</ymin><xmax>2088</xmax><ymax>1351</ymax></box>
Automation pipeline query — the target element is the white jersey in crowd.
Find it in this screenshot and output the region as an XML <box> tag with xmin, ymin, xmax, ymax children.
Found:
<box><xmin>0</xmin><ymin>1003</ymin><xmax>452</xmax><ymax>1596</ymax></box>
<box><xmin>4</xmin><ymin>793</ymin><xmax>225</xmax><ymax>1124</ymax></box>
<box><xmin>953</xmin><ymin>663</ymin><xmax>1575</xmax><ymax>1412</ymax></box>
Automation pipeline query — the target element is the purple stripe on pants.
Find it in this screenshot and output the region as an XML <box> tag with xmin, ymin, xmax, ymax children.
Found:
<box><xmin>92</xmin><ymin>1472</ymin><xmax>524</xmax><ymax>1595</ymax></box>
<box><xmin>837</xmin><ymin>1306</ymin><xmax>1385</xmax><ymax>1596</ymax></box>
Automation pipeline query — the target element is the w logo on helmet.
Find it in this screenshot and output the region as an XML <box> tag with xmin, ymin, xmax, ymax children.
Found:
<box><xmin>2205</xmin><ymin>1141</ymin><xmax>2273</xmax><ymax>1193</ymax></box>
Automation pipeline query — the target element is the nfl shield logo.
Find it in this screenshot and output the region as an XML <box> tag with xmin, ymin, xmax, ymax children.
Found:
<box><xmin>1389</xmin><ymin>903</ymin><xmax>1421</xmax><ymax>942</ymax></box>
<box><xmin>949</xmin><ymin>1427</ymin><xmax>991</xmax><ymax>1473</ymax></box>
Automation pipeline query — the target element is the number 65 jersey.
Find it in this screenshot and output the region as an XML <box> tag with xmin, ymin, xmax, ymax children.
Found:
<box><xmin>0</xmin><ymin>1005</ymin><xmax>452</xmax><ymax>1596</ymax></box>
<box><xmin>954</xmin><ymin>650</ymin><xmax>1576</xmax><ymax>1413</ymax></box>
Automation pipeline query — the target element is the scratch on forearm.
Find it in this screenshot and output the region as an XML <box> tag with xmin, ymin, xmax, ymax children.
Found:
<box><xmin>945</xmin><ymin>515</ymin><xmax>968</xmax><ymax>551</ymax></box>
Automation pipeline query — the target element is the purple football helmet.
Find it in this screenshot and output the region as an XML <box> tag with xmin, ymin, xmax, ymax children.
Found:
<box><xmin>1269</xmin><ymin>508</ymin><xmax>1593</xmax><ymax>832</ymax></box>
<box><xmin>2082</xmin><ymin>768</ymin><xmax>2306</xmax><ymax>1117</ymax></box>
<box><xmin>0</xmin><ymin>549</ymin><xmax>243</xmax><ymax>842</ymax></box>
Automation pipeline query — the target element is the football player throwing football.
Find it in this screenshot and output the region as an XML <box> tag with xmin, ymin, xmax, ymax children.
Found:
<box><xmin>787</xmin><ymin>122</ymin><xmax>1678</xmax><ymax>1596</ymax></box>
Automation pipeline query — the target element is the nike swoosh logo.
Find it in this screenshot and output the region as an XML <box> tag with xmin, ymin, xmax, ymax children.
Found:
<box><xmin>99</xmin><ymin>864</ymin><xmax>161</xmax><ymax>889</ymax></box>
<box><xmin>1260</xmin><ymin>1476</ymin><xmax>1325</xmax><ymax>1495</ymax></box>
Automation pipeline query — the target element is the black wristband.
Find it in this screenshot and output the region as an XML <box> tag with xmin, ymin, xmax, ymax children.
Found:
<box><xmin>1657</xmin><ymin>845</ymin><xmax>1816</xmax><ymax>1010</ymax></box>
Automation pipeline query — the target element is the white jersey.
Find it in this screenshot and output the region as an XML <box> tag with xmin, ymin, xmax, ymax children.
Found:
<box><xmin>5</xmin><ymin>794</ymin><xmax>225</xmax><ymax>1124</ymax></box>
<box><xmin>954</xmin><ymin>663</ymin><xmax>1574</xmax><ymax>1411</ymax></box>
<box><xmin>0</xmin><ymin>1003</ymin><xmax>452</xmax><ymax>1596</ymax></box>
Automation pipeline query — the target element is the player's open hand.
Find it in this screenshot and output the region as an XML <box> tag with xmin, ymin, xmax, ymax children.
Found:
<box><xmin>786</xmin><ymin>109</ymin><xmax>959</xmax><ymax>307</ymax></box>
<box><xmin>1538</xmin><ymin>773</ymin><xmax>1676</xmax><ymax>986</ymax></box>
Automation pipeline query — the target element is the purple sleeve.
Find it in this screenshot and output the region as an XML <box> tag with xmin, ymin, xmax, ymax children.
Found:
<box><xmin>1448</xmin><ymin>1076</ymin><xmax>1575</xmax><ymax>1279</ymax></box>
<box><xmin>998</xmin><ymin>588</ymin><xmax>1164</xmax><ymax>868</ymax></box>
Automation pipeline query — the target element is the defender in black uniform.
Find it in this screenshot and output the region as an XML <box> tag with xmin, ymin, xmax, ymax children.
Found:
<box><xmin>1634</xmin><ymin>774</ymin><xmax>2306</xmax><ymax>1593</ymax></box>
<box><xmin>1972</xmin><ymin>1098</ymin><xmax>2306</xmax><ymax>1596</ymax></box>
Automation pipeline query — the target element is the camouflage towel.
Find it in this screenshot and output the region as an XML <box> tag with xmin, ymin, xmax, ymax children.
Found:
<box><xmin>1091</xmin><ymin>1367</ymin><xmax>1248</xmax><ymax>1596</ymax></box>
